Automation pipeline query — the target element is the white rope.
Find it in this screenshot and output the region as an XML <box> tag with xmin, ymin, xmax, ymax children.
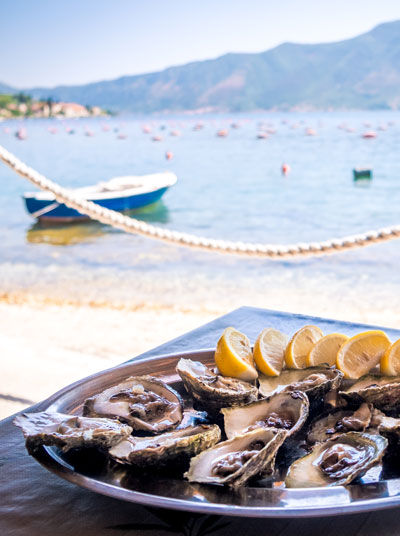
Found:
<box><xmin>1</xmin><ymin>143</ymin><xmax>399</xmax><ymax>259</ymax></box>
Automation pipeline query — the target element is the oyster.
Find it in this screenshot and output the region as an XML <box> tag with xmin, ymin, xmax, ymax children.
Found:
<box><xmin>13</xmin><ymin>412</ymin><xmax>132</xmax><ymax>453</ymax></box>
<box><xmin>341</xmin><ymin>375</ymin><xmax>400</xmax><ymax>413</ymax></box>
<box><xmin>185</xmin><ymin>427</ymin><xmax>288</xmax><ymax>488</ymax></box>
<box><xmin>176</xmin><ymin>359</ymin><xmax>258</xmax><ymax>413</ymax></box>
<box><xmin>83</xmin><ymin>376</ymin><xmax>183</xmax><ymax>433</ymax></box>
<box><xmin>285</xmin><ymin>432</ymin><xmax>387</xmax><ymax>488</ymax></box>
<box><xmin>109</xmin><ymin>424</ymin><xmax>221</xmax><ymax>467</ymax></box>
<box><xmin>307</xmin><ymin>403</ymin><xmax>372</xmax><ymax>445</ymax></box>
<box><xmin>222</xmin><ymin>390</ymin><xmax>309</xmax><ymax>440</ymax></box>
<box><xmin>258</xmin><ymin>366</ymin><xmax>343</xmax><ymax>401</ymax></box>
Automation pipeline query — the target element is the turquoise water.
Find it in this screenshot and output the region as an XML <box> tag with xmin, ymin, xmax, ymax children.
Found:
<box><xmin>1</xmin><ymin>112</ymin><xmax>400</xmax><ymax>322</ymax></box>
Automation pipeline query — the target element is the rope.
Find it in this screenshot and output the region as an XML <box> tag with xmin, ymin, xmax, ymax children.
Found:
<box><xmin>1</xmin><ymin>143</ymin><xmax>400</xmax><ymax>258</ymax></box>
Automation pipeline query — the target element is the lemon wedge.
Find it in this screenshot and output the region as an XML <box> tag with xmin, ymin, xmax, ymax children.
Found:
<box><xmin>285</xmin><ymin>325</ymin><xmax>323</xmax><ymax>369</ymax></box>
<box><xmin>380</xmin><ymin>339</ymin><xmax>400</xmax><ymax>376</ymax></box>
<box><xmin>214</xmin><ymin>327</ymin><xmax>257</xmax><ymax>381</ymax></box>
<box><xmin>336</xmin><ymin>330</ymin><xmax>391</xmax><ymax>379</ymax></box>
<box><xmin>253</xmin><ymin>328</ymin><xmax>288</xmax><ymax>376</ymax></box>
<box><xmin>307</xmin><ymin>333</ymin><xmax>349</xmax><ymax>367</ymax></box>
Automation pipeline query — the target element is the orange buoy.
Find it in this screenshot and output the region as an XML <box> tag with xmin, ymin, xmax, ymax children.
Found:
<box><xmin>281</xmin><ymin>163</ymin><xmax>290</xmax><ymax>175</ymax></box>
<box><xmin>217</xmin><ymin>129</ymin><xmax>228</xmax><ymax>137</ymax></box>
<box><xmin>142</xmin><ymin>125</ymin><xmax>151</xmax><ymax>134</ymax></box>
<box><xmin>152</xmin><ymin>135</ymin><xmax>163</xmax><ymax>142</ymax></box>
<box><xmin>362</xmin><ymin>131</ymin><xmax>377</xmax><ymax>139</ymax></box>
<box><xmin>305</xmin><ymin>128</ymin><xmax>316</xmax><ymax>136</ymax></box>
<box><xmin>165</xmin><ymin>151</ymin><xmax>173</xmax><ymax>160</ymax></box>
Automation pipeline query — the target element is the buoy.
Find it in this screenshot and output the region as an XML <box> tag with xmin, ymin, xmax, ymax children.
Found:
<box><xmin>170</xmin><ymin>130</ymin><xmax>181</xmax><ymax>137</ymax></box>
<box><xmin>142</xmin><ymin>125</ymin><xmax>151</xmax><ymax>134</ymax></box>
<box><xmin>152</xmin><ymin>135</ymin><xmax>162</xmax><ymax>142</ymax></box>
<box><xmin>193</xmin><ymin>122</ymin><xmax>203</xmax><ymax>131</ymax></box>
<box><xmin>281</xmin><ymin>163</ymin><xmax>290</xmax><ymax>175</ymax></box>
<box><xmin>165</xmin><ymin>151</ymin><xmax>173</xmax><ymax>160</ymax></box>
<box><xmin>216</xmin><ymin>129</ymin><xmax>228</xmax><ymax>137</ymax></box>
<box><xmin>362</xmin><ymin>131</ymin><xmax>377</xmax><ymax>139</ymax></box>
<box><xmin>305</xmin><ymin>128</ymin><xmax>316</xmax><ymax>136</ymax></box>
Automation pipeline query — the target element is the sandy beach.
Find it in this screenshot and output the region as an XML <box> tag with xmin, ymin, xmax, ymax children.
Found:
<box><xmin>2</xmin><ymin>265</ymin><xmax>400</xmax><ymax>421</ymax></box>
<box><xmin>0</xmin><ymin>295</ymin><xmax>220</xmax><ymax>419</ymax></box>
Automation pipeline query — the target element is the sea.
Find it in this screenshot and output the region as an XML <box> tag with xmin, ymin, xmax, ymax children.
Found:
<box><xmin>1</xmin><ymin>111</ymin><xmax>400</xmax><ymax>327</ymax></box>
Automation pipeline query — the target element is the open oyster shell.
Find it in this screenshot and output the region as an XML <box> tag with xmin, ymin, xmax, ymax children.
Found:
<box><xmin>285</xmin><ymin>432</ymin><xmax>387</xmax><ymax>488</ymax></box>
<box><xmin>13</xmin><ymin>412</ymin><xmax>133</xmax><ymax>453</ymax></box>
<box><xmin>341</xmin><ymin>375</ymin><xmax>400</xmax><ymax>413</ymax></box>
<box><xmin>185</xmin><ymin>427</ymin><xmax>288</xmax><ymax>488</ymax></box>
<box><xmin>307</xmin><ymin>403</ymin><xmax>372</xmax><ymax>445</ymax></box>
<box><xmin>83</xmin><ymin>376</ymin><xmax>183</xmax><ymax>433</ymax></box>
<box><xmin>109</xmin><ymin>424</ymin><xmax>221</xmax><ymax>467</ymax></box>
<box><xmin>258</xmin><ymin>366</ymin><xmax>343</xmax><ymax>401</ymax></box>
<box><xmin>176</xmin><ymin>359</ymin><xmax>258</xmax><ymax>413</ymax></box>
<box><xmin>222</xmin><ymin>390</ymin><xmax>309</xmax><ymax>440</ymax></box>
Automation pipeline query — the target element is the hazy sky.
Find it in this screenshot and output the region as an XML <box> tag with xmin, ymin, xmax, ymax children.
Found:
<box><xmin>1</xmin><ymin>0</ymin><xmax>400</xmax><ymax>88</ymax></box>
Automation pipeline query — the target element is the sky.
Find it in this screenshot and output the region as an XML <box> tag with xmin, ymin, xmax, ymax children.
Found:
<box><xmin>1</xmin><ymin>0</ymin><xmax>400</xmax><ymax>88</ymax></box>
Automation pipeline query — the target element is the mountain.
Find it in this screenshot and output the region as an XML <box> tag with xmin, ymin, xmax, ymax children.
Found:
<box><xmin>0</xmin><ymin>82</ymin><xmax>16</xmax><ymax>94</ymax></box>
<box><xmin>2</xmin><ymin>20</ymin><xmax>400</xmax><ymax>112</ymax></box>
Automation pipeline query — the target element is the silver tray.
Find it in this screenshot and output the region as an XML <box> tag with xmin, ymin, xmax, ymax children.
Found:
<box><xmin>31</xmin><ymin>349</ymin><xmax>400</xmax><ymax>518</ymax></box>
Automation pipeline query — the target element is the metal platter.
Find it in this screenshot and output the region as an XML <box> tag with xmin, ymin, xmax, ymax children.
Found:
<box><xmin>31</xmin><ymin>349</ymin><xmax>400</xmax><ymax>518</ymax></box>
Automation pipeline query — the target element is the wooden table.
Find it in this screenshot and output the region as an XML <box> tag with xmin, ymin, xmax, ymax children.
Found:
<box><xmin>2</xmin><ymin>307</ymin><xmax>400</xmax><ymax>536</ymax></box>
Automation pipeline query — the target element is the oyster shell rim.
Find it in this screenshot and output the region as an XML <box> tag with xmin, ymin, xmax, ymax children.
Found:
<box><xmin>285</xmin><ymin>431</ymin><xmax>388</xmax><ymax>488</ymax></box>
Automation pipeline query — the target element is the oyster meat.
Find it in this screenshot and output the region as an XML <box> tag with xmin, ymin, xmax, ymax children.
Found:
<box><xmin>222</xmin><ymin>390</ymin><xmax>309</xmax><ymax>440</ymax></box>
<box><xmin>83</xmin><ymin>376</ymin><xmax>183</xmax><ymax>433</ymax></box>
<box><xmin>176</xmin><ymin>359</ymin><xmax>258</xmax><ymax>413</ymax></box>
<box><xmin>13</xmin><ymin>411</ymin><xmax>133</xmax><ymax>453</ymax></box>
<box><xmin>109</xmin><ymin>424</ymin><xmax>221</xmax><ymax>467</ymax></box>
<box><xmin>341</xmin><ymin>375</ymin><xmax>400</xmax><ymax>413</ymax></box>
<box><xmin>258</xmin><ymin>366</ymin><xmax>343</xmax><ymax>401</ymax></box>
<box><xmin>307</xmin><ymin>403</ymin><xmax>372</xmax><ymax>445</ymax></box>
<box><xmin>285</xmin><ymin>432</ymin><xmax>387</xmax><ymax>488</ymax></box>
<box><xmin>185</xmin><ymin>427</ymin><xmax>288</xmax><ymax>488</ymax></box>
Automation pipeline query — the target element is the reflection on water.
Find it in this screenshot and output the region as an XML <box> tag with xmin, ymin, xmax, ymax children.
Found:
<box><xmin>25</xmin><ymin>201</ymin><xmax>170</xmax><ymax>246</ymax></box>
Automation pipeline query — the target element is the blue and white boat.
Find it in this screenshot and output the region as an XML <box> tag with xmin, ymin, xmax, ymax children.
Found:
<box><xmin>23</xmin><ymin>172</ymin><xmax>177</xmax><ymax>222</ymax></box>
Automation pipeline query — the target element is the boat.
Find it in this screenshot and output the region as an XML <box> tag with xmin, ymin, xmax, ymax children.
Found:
<box><xmin>23</xmin><ymin>172</ymin><xmax>177</xmax><ymax>222</ymax></box>
<box><xmin>353</xmin><ymin>168</ymin><xmax>372</xmax><ymax>181</ymax></box>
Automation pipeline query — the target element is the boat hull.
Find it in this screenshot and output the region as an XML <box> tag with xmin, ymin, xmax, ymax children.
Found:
<box><xmin>23</xmin><ymin>186</ymin><xmax>170</xmax><ymax>222</ymax></box>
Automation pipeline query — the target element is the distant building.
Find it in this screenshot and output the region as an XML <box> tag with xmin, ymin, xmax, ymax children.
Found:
<box><xmin>52</xmin><ymin>102</ymin><xmax>90</xmax><ymax>117</ymax></box>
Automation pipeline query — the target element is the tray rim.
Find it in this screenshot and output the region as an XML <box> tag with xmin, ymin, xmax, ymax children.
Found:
<box><xmin>31</xmin><ymin>348</ymin><xmax>400</xmax><ymax>519</ymax></box>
